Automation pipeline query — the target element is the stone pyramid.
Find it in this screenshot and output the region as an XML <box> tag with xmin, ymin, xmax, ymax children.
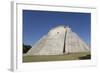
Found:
<box><xmin>26</xmin><ymin>26</ymin><xmax>90</xmax><ymax>55</ymax></box>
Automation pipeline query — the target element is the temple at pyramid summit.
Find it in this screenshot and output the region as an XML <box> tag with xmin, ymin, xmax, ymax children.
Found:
<box><xmin>26</xmin><ymin>25</ymin><xmax>90</xmax><ymax>55</ymax></box>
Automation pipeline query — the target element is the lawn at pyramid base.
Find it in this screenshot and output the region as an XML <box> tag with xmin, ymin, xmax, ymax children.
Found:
<box><xmin>23</xmin><ymin>26</ymin><xmax>90</xmax><ymax>62</ymax></box>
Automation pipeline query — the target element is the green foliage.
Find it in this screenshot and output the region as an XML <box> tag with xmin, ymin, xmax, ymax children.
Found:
<box><xmin>78</xmin><ymin>54</ymin><xmax>91</xmax><ymax>59</ymax></box>
<box><xmin>23</xmin><ymin>44</ymin><xmax>32</xmax><ymax>54</ymax></box>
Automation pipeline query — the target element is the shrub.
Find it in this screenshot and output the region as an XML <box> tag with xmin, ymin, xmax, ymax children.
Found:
<box><xmin>23</xmin><ymin>44</ymin><xmax>32</xmax><ymax>54</ymax></box>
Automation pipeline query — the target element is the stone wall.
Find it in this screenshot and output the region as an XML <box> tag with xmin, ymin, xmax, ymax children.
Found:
<box><xmin>27</xmin><ymin>26</ymin><xmax>90</xmax><ymax>55</ymax></box>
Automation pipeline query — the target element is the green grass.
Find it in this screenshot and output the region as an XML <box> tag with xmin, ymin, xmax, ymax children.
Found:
<box><xmin>23</xmin><ymin>52</ymin><xmax>91</xmax><ymax>63</ymax></box>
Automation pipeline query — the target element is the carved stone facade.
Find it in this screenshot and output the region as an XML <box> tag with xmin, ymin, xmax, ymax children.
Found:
<box><xmin>26</xmin><ymin>26</ymin><xmax>90</xmax><ymax>55</ymax></box>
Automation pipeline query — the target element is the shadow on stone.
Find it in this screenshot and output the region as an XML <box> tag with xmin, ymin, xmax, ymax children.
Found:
<box><xmin>79</xmin><ymin>54</ymin><xmax>91</xmax><ymax>60</ymax></box>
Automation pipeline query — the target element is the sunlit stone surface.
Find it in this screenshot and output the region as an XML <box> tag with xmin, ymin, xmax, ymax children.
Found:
<box><xmin>26</xmin><ymin>26</ymin><xmax>90</xmax><ymax>55</ymax></box>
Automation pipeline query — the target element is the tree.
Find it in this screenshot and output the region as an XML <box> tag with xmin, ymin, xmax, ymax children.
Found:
<box><xmin>23</xmin><ymin>44</ymin><xmax>32</xmax><ymax>54</ymax></box>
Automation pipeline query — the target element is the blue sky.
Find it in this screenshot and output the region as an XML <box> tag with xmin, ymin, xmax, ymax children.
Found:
<box><xmin>23</xmin><ymin>10</ymin><xmax>91</xmax><ymax>46</ymax></box>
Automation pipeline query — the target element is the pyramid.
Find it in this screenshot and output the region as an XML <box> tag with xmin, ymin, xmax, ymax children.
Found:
<box><xmin>26</xmin><ymin>26</ymin><xmax>90</xmax><ymax>55</ymax></box>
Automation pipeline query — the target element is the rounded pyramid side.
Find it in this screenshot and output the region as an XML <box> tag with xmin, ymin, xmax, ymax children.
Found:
<box><xmin>26</xmin><ymin>26</ymin><xmax>66</xmax><ymax>55</ymax></box>
<box><xmin>65</xmin><ymin>27</ymin><xmax>90</xmax><ymax>54</ymax></box>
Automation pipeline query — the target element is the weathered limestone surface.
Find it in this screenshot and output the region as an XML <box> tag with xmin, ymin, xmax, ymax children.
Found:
<box><xmin>65</xmin><ymin>27</ymin><xmax>89</xmax><ymax>54</ymax></box>
<box><xmin>26</xmin><ymin>26</ymin><xmax>90</xmax><ymax>55</ymax></box>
